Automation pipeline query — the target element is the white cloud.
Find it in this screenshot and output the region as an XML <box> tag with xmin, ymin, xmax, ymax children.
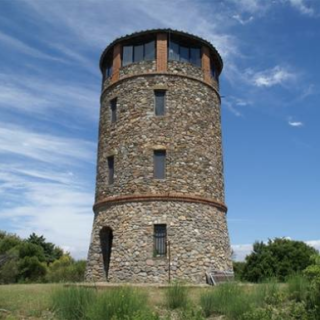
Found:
<box><xmin>232</xmin><ymin>14</ymin><xmax>254</xmax><ymax>24</ymax></box>
<box><xmin>232</xmin><ymin>244</ymin><xmax>253</xmax><ymax>261</ymax></box>
<box><xmin>288</xmin><ymin>120</ymin><xmax>304</xmax><ymax>127</ymax></box>
<box><xmin>0</xmin><ymin>122</ymin><xmax>95</xmax><ymax>165</ymax></box>
<box><xmin>0</xmin><ymin>72</ymin><xmax>100</xmax><ymax>123</ymax></box>
<box><xmin>287</xmin><ymin>0</ymin><xmax>315</xmax><ymax>16</ymax></box>
<box><xmin>248</xmin><ymin>66</ymin><xmax>296</xmax><ymax>87</ymax></box>
<box><xmin>0</xmin><ymin>124</ymin><xmax>96</xmax><ymax>259</ymax></box>
<box><xmin>288</xmin><ymin>116</ymin><xmax>304</xmax><ymax>127</ymax></box>
<box><xmin>306</xmin><ymin>240</ymin><xmax>320</xmax><ymax>252</ymax></box>
<box><xmin>0</xmin><ymin>30</ymin><xmax>65</xmax><ymax>62</ymax></box>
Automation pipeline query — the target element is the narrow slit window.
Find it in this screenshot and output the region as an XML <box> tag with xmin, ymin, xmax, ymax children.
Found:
<box><xmin>154</xmin><ymin>224</ymin><xmax>167</xmax><ymax>257</ymax></box>
<box><xmin>110</xmin><ymin>98</ymin><xmax>117</xmax><ymax>123</ymax></box>
<box><xmin>107</xmin><ymin>156</ymin><xmax>114</xmax><ymax>185</ymax></box>
<box><xmin>154</xmin><ymin>150</ymin><xmax>166</xmax><ymax>179</ymax></box>
<box><xmin>154</xmin><ymin>90</ymin><xmax>166</xmax><ymax>116</ymax></box>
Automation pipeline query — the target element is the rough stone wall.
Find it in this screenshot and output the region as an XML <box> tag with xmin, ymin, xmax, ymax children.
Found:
<box><xmin>86</xmin><ymin>53</ymin><xmax>232</xmax><ymax>283</ymax></box>
<box><xmin>96</xmin><ymin>74</ymin><xmax>224</xmax><ymax>203</ymax></box>
<box><xmin>85</xmin><ymin>201</ymin><xmax>232</xmax><ymax>283</ymax></box>
<box><xmin>119</xmin><ymin>60</ymin><xmax>156</xmax><ymax>79</ymax></box>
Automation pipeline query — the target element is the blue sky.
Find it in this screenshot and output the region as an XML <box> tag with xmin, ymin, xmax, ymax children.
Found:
<box><xmin>0</xmin><ymin>0</ymin><xmax>319</xmax><ymax>260</ymax></box>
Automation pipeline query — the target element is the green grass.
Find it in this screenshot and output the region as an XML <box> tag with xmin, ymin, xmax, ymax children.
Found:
<box><xmin>164</xmin><ymin>281</ymin><xmax>189</xmax><ymax>310</ymax></box>
<box><xmin>86</xmin><ymin>286</ymin><xmax>157</xmax><ymax>320</ymax></box>
<box><xmin>286</xmin><ymin>274</ymin><xmax>309</xmax><ymax>302</ymax></box>
<box><xmin>0</xmin><ymin>283</ymin><xmax>59</xmax><ymax>319</ymax></box>
<box><xmin>0</xmin><ymin>281</ymin><xmax>310</xmax><ymax>320</ymax></box>
<box><xmin>51</xmin><ymin>286</ymin><xmax>96</xmax><ymax>320</ymax></box>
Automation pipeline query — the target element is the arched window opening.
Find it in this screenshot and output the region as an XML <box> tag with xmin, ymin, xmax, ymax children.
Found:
<box><xmin>100</xmin><ymin>227</ymin><xmax>113</xmax><ymax>279</ymax></box>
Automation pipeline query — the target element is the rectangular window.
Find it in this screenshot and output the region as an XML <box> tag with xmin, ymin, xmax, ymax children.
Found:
<box><xmin>134</xmin><ymin>44</ymin><xmax>144</xmax><ymax>62</ymax></box>
<box><xmin>144</xmin><ymin>41</ymin><xmax>155</xmax><ymax>60</ymax></box>
<box><xmin>168</xmin><ymin>41</ymin><xmax>179</xmax><ymax>61</ymax></box>
<box><xmin>110</xmin><ymin>98</ymin><xmax>117</xmax><ymax>123</ymax></box>
<box><xmin>107</xmin><ymin>156</ymin><xmax>114</xmax><ymax>185</ymax></box>
<box><xmin>154</xmin><ymin>90</ymin><xmax>166</xmax><ymax>116</ymax></box>
<box><xmin>123</xmin><ymin>46</ymin><xmax>133</xmax><ymax>66</ymax></box>
<box><xmin>154</xmin><ymin>224</ymin><xmax>167</xmax><ymax>257</ymax></box>
<box><xmin>190</xmin><ymin>48</ymin><xmax>201</xmax><ymax>67</ymax></box>
<box><xmin>154</xmin><ymin>150</ymin><xmax>166</xmax><ymax>179</ymax></box>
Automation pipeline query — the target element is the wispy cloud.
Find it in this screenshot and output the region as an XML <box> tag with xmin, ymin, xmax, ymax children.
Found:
<box><xmin>0</xmin><ymin>168</ymin><xmax>93</xmax><ymax>259</ymax></box>
<box><xmin>0</xmin><ymin>122</ymin><xmax>96</xmax><ymax>258</ymax></box>
<box><xmin>248</xmin><ymin>66</ymin><xmax>296</xmax><ymax>88</ymax></box>
<box><xmin>0</xmin><ymin>72</ymin><xmax>100</xmax><ymax>123</ymax></box>
<box><xmin>287</xmin><ymin>0</ymin><xmax>315</xmax><ymax>16</ymax></box>
<box><xmin>232</xmin><ymin>14</ymin><xmax>254</xmax><ymax>25</ymax></box>
<box><xmin>288</xmin><ymin>118</ymin><xmax>304</xmax><ymax>127</ymax></box>
<box><xmin>0</xmin><ymin>122</ymin><xmax>95</xmax><ymax>165</ymax></box>
<box><xmin>0</xmin><ymin>30</ymin><xmax>65</xmax><ymax>62</ymax></box>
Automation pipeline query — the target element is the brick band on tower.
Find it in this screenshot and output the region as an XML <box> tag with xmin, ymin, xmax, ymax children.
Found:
<box><xmin>85</xmin><ymin>29</ymin><xmax>233</xmax><ymax>284</ymax></box>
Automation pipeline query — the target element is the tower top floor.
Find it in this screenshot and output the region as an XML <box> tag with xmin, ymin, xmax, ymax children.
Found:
<box><xmin>99</xmin><ymin>29</ymin><xmax>223</xmax><ymax>91</ymax></box>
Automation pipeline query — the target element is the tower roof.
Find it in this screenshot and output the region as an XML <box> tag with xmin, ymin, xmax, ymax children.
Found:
<box><xmin>99</xmin><ymin>28</ymin><xmax>223</xmax><ymax>73</ymax></box>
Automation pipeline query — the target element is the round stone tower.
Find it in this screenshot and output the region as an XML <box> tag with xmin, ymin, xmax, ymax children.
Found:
<box><xmin>85</xmin><ymin>29</ymin><xmax>233</xmax><ymax>284</ymax></box>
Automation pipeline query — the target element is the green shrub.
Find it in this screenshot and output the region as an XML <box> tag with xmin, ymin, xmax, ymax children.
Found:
<box><xmin>18</xmin><ymin>256</ymin><xmax>47</xmax><ymax>282</ymax></box>
<box><xmin>0</xmin><ymin>257</ymin><xmax>19</xmax><ymax>284</ymax></box>
<box><xmin>257</xmin><ymin>280</ymin><xmax>283</xmax><ymax>306</ymax></box>
<box><xmin>51</xmin><ymin>286</ymin><xmax>96</xmax><ymax>320</ymax></box>
<box><xmin>164</xmin><ymin>281</ymin><xmax>189</xmax><ymax>310</ymax></box>
<box><xmin>242</xmin><ymin>239</ymin><xmax>317</xmax><ymax>282</ymax></box>
<box><xmin>304</xmin><ymin>265</ymin><xmax>320</xmax><ymax>282</ymax></box>
<box><xmin>86</xmin><ymin>286</ymin><xmax>150</xmax><ymax>320</ymax></box>
<box><xmin>287</xmin><ymin>274</ymin><xmax>309</xmax><ymax>302</ymax></box>
<box><xmin>306</xmin><ymin>278</ymin><xmax>320</xmax><ymax>319</ymax></box>
<box><xmin>46</xmin><ymin>255</ymin><xmax>86</xmax><ymax>283</ymax></box>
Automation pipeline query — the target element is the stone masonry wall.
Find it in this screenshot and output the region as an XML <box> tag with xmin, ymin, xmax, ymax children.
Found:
<box><xmin>86</xmin><ymin>51</ymin><xmax>232</xmax><ymax>283</ymax></box>
<box><xmin>96</xmin><ymin>74</ymin><xmax>224</xmax><ymax>203</ymax></box>
<box><xmin>85</xmin><ymin>201</ymin><xmax>232</xmax><ymax>283</ymax></box>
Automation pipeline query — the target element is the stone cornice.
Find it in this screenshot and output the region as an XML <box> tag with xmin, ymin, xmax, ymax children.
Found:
<box><xmin>100</xmin><ymin>72</ymin><xmax>221</xmax><ymax>104</ymax></box>
<box><xmin>93</xmin><ymin>194</ymin><xmax>227</xmax><ymax>213</ymax></box>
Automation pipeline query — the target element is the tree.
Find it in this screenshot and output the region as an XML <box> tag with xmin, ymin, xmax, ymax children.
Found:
<box><xmin>242</xmin><ymin>238</ymin><xmax>318</xmax><ymax>282</ymax></box>
<box><xmin>27</xmin><ymin>233</ymin><xmax>63</xmax><ymax>264</ymax></box>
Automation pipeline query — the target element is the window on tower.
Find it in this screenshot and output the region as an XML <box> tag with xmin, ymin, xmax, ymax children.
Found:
<box><xmin>122</xmin><ymin>40</ymin><xmax>155</xmax><ymax>66</ymax></box>
<box><xmin>168</xmin><ymin>41</ymin><xmax>201</xmax><ymax>67</ymax></box>
<box><xmin>154</xmin><ymin>150</ymin><xmax>166</xmax><ymax>179</ymax></box>
<box><xmin>110</xmin><ymin>98</ymin><xmax>117</xmax><ymax>123</ymax></box>
<box><xmin>154</xmin><ymin>224</ymin><xmax>167</xmax><ymax>257</ymax></box>
<box><xmin>154</xmin><ymin>90</ymin><xmax>166</xmax><ymax>116</ymax></box>
<box><xmin>107</xmin><ymin>156</ymin><xmax>114</xmax><ymax>185</ymax></box>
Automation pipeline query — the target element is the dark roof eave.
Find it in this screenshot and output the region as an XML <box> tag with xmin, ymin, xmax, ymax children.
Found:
<box><xmin>99</xmin><ymin>28</ymin><xmax>223</xmax><ymax>74</ymax></box>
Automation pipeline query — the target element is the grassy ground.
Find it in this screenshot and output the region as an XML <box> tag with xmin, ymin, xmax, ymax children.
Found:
<box><xmin>0</xmin><ymin>284</ymin><xmax>60</xmax><ymax>319</ymax></box>
<box><xmin>0</xmin><ymin>284</ymin><xmax>207</xmax><ymax>319</ymax></box>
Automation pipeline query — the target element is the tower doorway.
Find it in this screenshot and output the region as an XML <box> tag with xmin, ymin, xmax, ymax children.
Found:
<box><xmin>100</xmin><ymin>226</ymin><xmax>113</xmax><ymax>279</ymax></box>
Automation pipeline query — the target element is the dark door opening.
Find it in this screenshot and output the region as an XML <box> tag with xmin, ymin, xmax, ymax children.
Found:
<box><xmin>100</xmin><ymin>227</ymin><xmax>113</xmax><ymax>279</ymax></box>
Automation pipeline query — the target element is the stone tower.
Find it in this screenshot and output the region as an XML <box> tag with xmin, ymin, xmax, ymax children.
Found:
<box><xmin>85</xmin><ymin>29</ymin><xmax>233</xmax><ymax>284</ymax></box>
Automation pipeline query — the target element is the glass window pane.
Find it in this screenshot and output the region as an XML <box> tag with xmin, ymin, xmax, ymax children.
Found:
<box><xmin>190</xmin><ymin>48</ymin><xmax>201</xmax><ymax>66</ymax></box>
<box><xmin>107</xmin><ymin>65</ymin><xmax>113</xmax><ymax>77</ymax></box>
<box><xmin>123</xmin><ymin>46</ymin><xmax>133</xmax><ymax>66</ymax></box>
<box><xmin>180</xmin><ymin>46</ymin><xmax>189</xmax><ymax>62</ymax></box>
<box><xmin>154</xmin><ymin>224</ymin><xmax>167</xmax><ymax>256</ymax></box>
<box><xmin>144</xmin><ymin>41</ymin><xmax>155</xmax><ymax>60</ymax></box>
<box><xmin>168</xmin><ymin>41</ymin><xmax>179</xmax><ymax>61</ymax></box>
<box><xmin>110</xmin><ymin>98</ymin><xmax>117</xmax><ymax>123</ymax></box>
<box><xmin>154</xmin><ymin>150</ymin><xmax>166</xmax><ymax>179</ymax></box>
<box><xmin>108</xmin><ymin>156</ymin><xmax>114</xmax><ymax>185</ymax></box>
<box><xmin>134</xmin><ymin>44</ymin><xmax>144</xmax><ymax>62</ymax></box>
<box><xmin>211</xmin><ymin>62</ymin><xmax>216</xmax><ymax>78</ymax></box>
<box><xmin>155</xmin><ymin>90</ymin><xmax>165</xmax><ymax>116</ymax></box>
